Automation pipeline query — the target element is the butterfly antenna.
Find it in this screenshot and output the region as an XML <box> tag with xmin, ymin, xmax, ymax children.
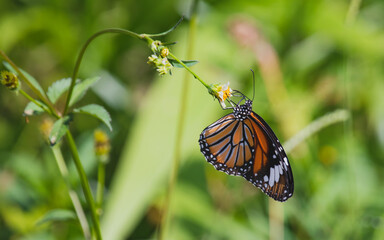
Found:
<box><xmin>250</xmin><ymin>69</ymin><xmax>256</xmax><ymax>101</ymax></box>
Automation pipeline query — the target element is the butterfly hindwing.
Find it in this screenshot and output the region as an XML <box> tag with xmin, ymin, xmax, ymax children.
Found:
<box><xmin>243</xmin><ymin>112</ymin><xmax>294</xmax><ymax>201</ymax></box>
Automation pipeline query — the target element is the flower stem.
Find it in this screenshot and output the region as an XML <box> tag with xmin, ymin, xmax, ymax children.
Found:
<box><xmin>168</xmin><ymin>52</ymin><xmax>211</xmax><ymax>91</ymax></box>
<box><xmin>63</xmin><ymin>28</ymin><xmax>144</xmax><ymax>114</ymax></box>
<box><xmin>51</xmin><ymin>145</ymin><xmax>91</xmax><ymax>240</ymax></box>
<box><xmin>96</xmin><ymin>160</ymin><xmax>106</xmax><ymax>216</ymax></box>
<box><xmin>66</xmin><ymin>130</ymin><xmax>102</xmax><ymax>240</ymax></box>
<box><xmin>19</xmin><ymin>89</ymin><xmax>58</xmax><ymax>118</ymax></box>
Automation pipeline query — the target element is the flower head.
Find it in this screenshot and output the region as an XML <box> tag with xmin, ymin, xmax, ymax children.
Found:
<box><xmin>210</xmin><ymin>82</ymin><xmax>233</xmax><ymax>103</ymax></box>
<box><xmin>150</xmin><ymin>40</ymin><xmax>162</xmax><ymax>52</ymax></box>
<box><xmin>147</xmin><ymin>41</ymin><xmax>173</xmax><ymax>76</ymax></box>
<box><xmin>160</xmin><ymin>47</ymin><xmax>170</xmax><ymax>58</ymax></box>
<box><xmin>1</xmin><ymin>71</ymin><xmax>20</xmax><ymax>91</ymax></box>
<box><xmin>40</xmin><ymin>118</ymin><xmax>54</xmax><ymax>141</ymax></box>
<box><xmin>94</xmin><ymin>129</ymin><xmax>111</xmax><ymax>163</ymax></box>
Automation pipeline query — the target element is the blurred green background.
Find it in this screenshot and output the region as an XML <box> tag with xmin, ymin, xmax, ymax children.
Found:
<box><xmin>1</xmin><ymin>0</ymin><xmax>384</xmax><ymax>239</ymax></box>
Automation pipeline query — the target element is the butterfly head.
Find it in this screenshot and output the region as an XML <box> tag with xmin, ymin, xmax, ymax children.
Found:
<box><xmin>233</xmin><ymin>100</ymin><xmax>252</xmax><ymax>121</ymax></box>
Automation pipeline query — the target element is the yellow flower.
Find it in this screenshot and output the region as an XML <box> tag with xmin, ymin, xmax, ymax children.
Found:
<box><xmin>40</xmin><ymin>118</ymin><xmax>54</xmax><ymax>141</ymax></box>
<box><xmin>211</xmin><ymin>82</ymin><xmax>232</xmax><ymax>103</ymax></box>
<box><xmin>94</xmin><ymin>129</ymin><xmax>111</xmax><ymax>160</ymax></box>
<box><xmin>160</xmin><ymin>47</ymin><xmax>170</xmax><ymax>58</ymax></box>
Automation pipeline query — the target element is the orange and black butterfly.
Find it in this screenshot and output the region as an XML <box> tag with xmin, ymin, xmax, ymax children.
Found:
<box><xmin>199</xmin><ymin>90</ymin><xmax>294</xmax><ymax>202</ymax></box>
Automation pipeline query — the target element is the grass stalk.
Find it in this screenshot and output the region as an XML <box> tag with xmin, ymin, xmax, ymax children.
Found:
<box><xmin>158</xmin><ymin>2</ymin><xmax>199</xmax><ymax>240</ymax></box>
<box><xmin>51</xmin><ymin>145</ymin><xmax>91</xmax><ymax>240</ymax></box>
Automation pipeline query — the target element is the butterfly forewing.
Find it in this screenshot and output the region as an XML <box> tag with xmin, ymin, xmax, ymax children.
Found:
<box><xmin>199</xmin><ymin>114</ymin><xmax>255</xmax><ymax>176</ymax></box>
<box><xmin>199</xmin><ymin>100</ymin><xmax>294</xmax><ymax>202</ymax></box>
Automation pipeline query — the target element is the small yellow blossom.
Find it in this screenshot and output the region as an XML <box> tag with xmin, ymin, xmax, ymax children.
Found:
<box><xmin>1</xmin><ymin>71</ymin><xmax>20</xmax><ymax>91</ymax></box>
<box><xmin>211</xmin><ymin>82</ymin><xmax>232</xmax><ymax>103</ymax></box>
<box><xmin>160</xmin><ymin>47</ymin><xmax>170</xmax><ymax>58</ymax></box>
<box><xmin>40</xmin><ymin>118</ymin><xmax>54</xmax><ymax>141</ymax></box>
<box><xmin>94</xmin><ymin>130</ymin><xmax>111</xmax><ymax>161</ymax></box>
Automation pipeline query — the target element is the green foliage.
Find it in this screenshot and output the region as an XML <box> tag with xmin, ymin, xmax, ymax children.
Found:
<box><xmin>47</xmin><ymin>78</ymin><xmax>71</xmax><ymax>104</ymax></box>
<box><xmin>36</xmin><ymin>209</ymin><xmax>76</xmax><ymax>226</ymax></box>
<box><xmin>168</xmin><ymin>59</ymin><xmax>199</xmax><ymax>68</ymax></box>
<box><xmin>49</xmin><ymin>116</ymin><xmax>71</xmax><ymax>146</ymax></box>
<box><xmin>1</xmin><ymin>0</ymin><xmax>384</xmax><ymax>240</ymax></box>
<box><xmin>69</xmin><ymin>76</ymin><xmax>100</xmax><ymax>107</ymax></box>
<box><xmin>23</xmin><ymin>101</ymin><xmax>46</xmax><ymax>116</ymax></box>
<box><xmin>74</xmin><ymin>104</ymin><xmax>112</xmax><ymax>131</ymax></box>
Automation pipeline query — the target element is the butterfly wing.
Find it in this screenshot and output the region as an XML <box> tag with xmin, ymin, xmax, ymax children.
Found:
<box><xmin>244</xmin><ymin>112</ymin><xmax>294</xmax><ymax>202</ymax></box>
<box><xmin>199</xmin><ymin>111</ymin><xmax>294</xmax><ymax>202</ymax></box>
<box><xmin>199</xmin><ymin>114</ymin><xmax>255</xmax><ymax>176</ymax></box>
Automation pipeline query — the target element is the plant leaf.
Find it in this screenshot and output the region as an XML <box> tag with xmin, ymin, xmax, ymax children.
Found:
<box><xmin>49</xmin><ymin>116</ymin><xmax>71</xmax><ymax>146</ymax></box>
<box><xmin>168</xmin><ymin>59</ymin><xmax>198</xmax><ymax>68</ymax></box>
<box><xmin>36</xmin><ymin>209</ymin><xmax>76</xmax><ymax>226</ymax></box>
<box><xmin>73</xmin><ymin>104</ymin><xmax>112</xmax><ymax>131</ymax></box>
<box><xmin>47</xmin><ymin>78</ymin><xmax>72</xmax><ymax>104</ymax></box>
<box><xmin>3</xmin><ymin>61</ymin><xmax>45</xmax><ymax>97</ymax></box>
<box><xmin>23</xmin><ymin>101</ymin><xmax>47</xmax><ymax>116</ymax></box>
<box><xmin>69</xmin><ymin>76</ymin><xmax>100</xmax><ymax>107</ymax></box>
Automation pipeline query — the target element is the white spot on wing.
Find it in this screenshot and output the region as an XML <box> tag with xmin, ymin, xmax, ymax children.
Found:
<box><xmin>264</xmin><ymin>175</ymin><xmax>268</xmax><ymax>182</ymax></box>
<box><xmin>269</xmin><ymin>167</ymin><xmax>274</xmax><ymax>187</ymax></box>
<box><xmin>274</xmin><ymin>165</ymin><xmax>280</xmax><ymax>183</ymax></box>
<box><xmin>283</xmin><ymin>157</ymin><xmax>289</xmax><ymax>166</ymax></box>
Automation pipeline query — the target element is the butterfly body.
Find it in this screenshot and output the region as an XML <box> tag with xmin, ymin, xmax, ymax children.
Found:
<box><xmin>199</xmin><ymin>98</ymin><xmax>294</xmax><ymax>202</ymax></box>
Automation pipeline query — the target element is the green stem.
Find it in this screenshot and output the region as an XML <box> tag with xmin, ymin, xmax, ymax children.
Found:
<box><xmin>63</xmin><ymin>28</ymin><xmax>145</xmax><ymax>114</ymax></box>
<box><xmin>19</xmin><ymin>89</ymin><xmax>59</xmax><ymax>118</ymax></box>
<box><xmin>0</xmin><ymin>50</ymin><xmax>57</xmax><ymax>116</ymax></box>
<box><xmin>66</xmin><ymin>130</ymin><xmax>102</xmax><ymax>240</ymax></box>
<box><xmin>168</xmin><ymin>52</ymin><xmax>211</xmax><ymax>91</ymax></box>
<box><xmin>96</xmin><ymin>160</ymin><xmax>106</xmax><ymax>216</ymax></box>
<box><xmin>51</xmin><ymin>145</ymin><xmax>91</xmax><ymax>240</ymax></box>
<box><xmin>159</xmin><ymin>2</ymin><xmax>199</xmax><ymax>240</ymax></box>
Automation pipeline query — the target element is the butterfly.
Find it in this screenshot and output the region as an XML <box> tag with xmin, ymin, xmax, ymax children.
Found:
<box><xmin>199</xmin><ymin>90</ymin><xmax>294</xmax><ymax>202</ymax></box>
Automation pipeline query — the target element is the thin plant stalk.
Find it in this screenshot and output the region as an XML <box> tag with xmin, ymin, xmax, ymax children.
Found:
<box><xmin>159</xmin><ymin>2</ymin><xmax>199</xmax><ymax>239</ymax></box>
<box><xmin>19</xmin><ymin>89</ymin><xmax>53</xmax><ymax>116</ymax></box>
<box><xmin>66</xmin><ymin>130</ymin><xmax>102</xmax><ymax>240</ymax></box>
<box><xmin>96</xmin><ymin>160</ymin><xmax>106</xmax><ymax>215</ymax></box>
<box><xmin>51</xmin><ymin>145</ymin><xmax>91</xmax><ymax>240</ymax></box>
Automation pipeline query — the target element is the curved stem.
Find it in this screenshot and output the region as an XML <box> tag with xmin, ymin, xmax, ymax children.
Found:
<box><xmin>66</xmin><ymin>130</ymin><xmax>102</xmax><ymax>240</ymax></box>
<box><xmin>64</xmin><ymin>28</ymin><xmax>144</xmax><ymax>114</ymax></box>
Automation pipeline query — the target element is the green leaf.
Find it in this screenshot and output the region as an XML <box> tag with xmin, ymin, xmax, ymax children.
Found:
<box><xmin>168</xmin><ymin>59</ymin><xmax>198</xmax><ymax>68</ymax></box>
<box><xmin>47</xmin><ymin>78</ymin><xmax>72</xmax><ymax>104</ymax></box>
<box><xmin>23</xmin><ymin>101</ymin><xmax>47</xmax><ymax>116</ymax></box>
<box><xmin>74</xmin><ymin>104</ymin><xmax>112</xmax><ymax>131</ymax></box>
<box><xmin>36</xmin><ymin>209</ymin><xmax>76</xmax><ymax>226</ymax></box>
<box><xmin>69</xmin><ymin>76</ymin><xmax>100</xmax><ymax>107</ymax></box>
<box><xmin>3</xmin><ymin>61</ymin><xmax>45</xmax><ymax>97</ymax></box>
<box><xmin>49</xmin><ymin>116</ymin><xmax>71</xmax><ymax>146</ymax></box>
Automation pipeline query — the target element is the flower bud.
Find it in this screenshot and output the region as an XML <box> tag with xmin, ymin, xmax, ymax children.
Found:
<box><xmin>94</xmin><ymin>129</ymin><xmax>111</xmax><ymax>163</ymax></box>
<box><xmin>1</xmin><ymin>71</ymin><xmax>20</xmax><ymax>91</ymax></box>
